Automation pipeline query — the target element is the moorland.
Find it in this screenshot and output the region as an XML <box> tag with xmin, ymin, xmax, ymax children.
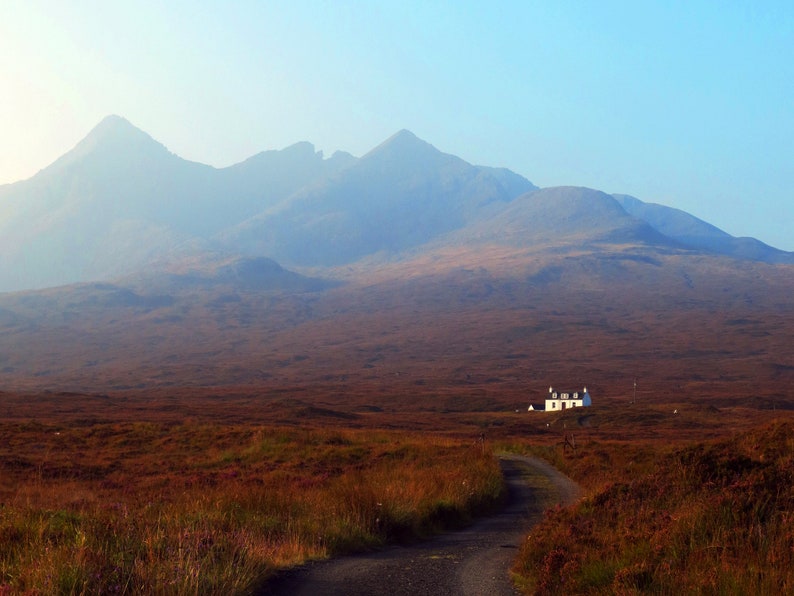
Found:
<box><xmin>1</xmin><ymin>247</ymin><xmax>792</xmax><ymax>593</ymax></box>
<box><xmin>1</xmin><ymin>117</ymin><xmax>793</xmax><ymax>593</ymax></box>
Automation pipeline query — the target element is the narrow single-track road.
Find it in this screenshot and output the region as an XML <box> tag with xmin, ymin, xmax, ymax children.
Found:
<box><xmin>264</xmin><ymin>455</ymin><xmax>580</xmax><ymax>595</ymax></box>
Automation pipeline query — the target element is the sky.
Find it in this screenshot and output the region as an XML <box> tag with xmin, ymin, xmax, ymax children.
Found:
<box><xmin>1</xmin><ymin>1</ymin><xmax>792</xmax><ymax>250</ymax></box>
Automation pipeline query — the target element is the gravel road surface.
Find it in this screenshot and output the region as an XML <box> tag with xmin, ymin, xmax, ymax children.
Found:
<box><xmin>263</xmin><ymin>454</ymin><xmax>580</xmax><ymax>595</ymax></box>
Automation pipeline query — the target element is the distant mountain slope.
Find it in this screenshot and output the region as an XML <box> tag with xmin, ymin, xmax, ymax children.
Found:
<box><xmin>613</xmin><ymin>194</ymin><xmax>794</xmax><ymax>264</ymax></box>
<box><xmin>220</xmin><ymin>130</ymin><xmax>537</xmax><ymax>266</ymax></box>
<box><xmin>126</xmin><ymin>255</ymin><xmax>335</xmax><ymax>293</ymax></box>
<box><xmin>451</xmin><ymin>186</ymin><xmax>675</xmax><ymax>248</ymax></box>
<box><xmin>0</xmin><ymin>237</ymin><xmax>791</xmax><ymax>402</ymax></box>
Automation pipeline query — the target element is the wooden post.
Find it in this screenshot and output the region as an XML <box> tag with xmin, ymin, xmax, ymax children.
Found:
<box><xmin>563</xmin><ymin>433</ymin><xmax>576</xmax><ymax>454</ymax></box>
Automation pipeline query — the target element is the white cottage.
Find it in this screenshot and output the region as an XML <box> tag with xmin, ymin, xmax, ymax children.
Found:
<box><xmin>544</xmin><ymin>386</ymin><xmax>592</xmax><ymax>412</ymax></box>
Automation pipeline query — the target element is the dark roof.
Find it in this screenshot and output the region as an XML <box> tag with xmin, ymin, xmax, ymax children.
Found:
<box><xmin>549</xmin><ymin>387</ymin><xmax>588</xmax><ymax>395</ymax></box>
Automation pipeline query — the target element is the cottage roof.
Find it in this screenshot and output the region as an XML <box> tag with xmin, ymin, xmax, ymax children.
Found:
<box><xmin>548</xmin><ymin>386</ymin><xmax>589</xmax><ymax>395</ymax></box>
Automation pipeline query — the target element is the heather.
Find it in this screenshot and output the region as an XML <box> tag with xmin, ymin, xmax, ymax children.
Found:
<box><xmin>0</xmin><ymin>422</ymin><xmax>503</xmax><ymax>594</ymax></box>
<box><xmin>512</xmin><ymin>420</ymin><xmax>794</xmax><ymax>594</ymax></box>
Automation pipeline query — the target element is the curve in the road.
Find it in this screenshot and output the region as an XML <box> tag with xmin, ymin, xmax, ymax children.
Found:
<box><xmin>263</xmin><ymin>454</ymin><xmax>580</xmax><ymax>596</ymax></box>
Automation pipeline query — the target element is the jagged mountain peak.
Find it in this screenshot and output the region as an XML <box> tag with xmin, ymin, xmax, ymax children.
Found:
<box><xmin>90</xmin><ymin>113</ymin><xmax>139</xmax><ymax>134</ymax></box>
<box><xmin>79</xmin><ymin>114</ymin><xmax>165</xmax><ymax>153</ymax></box>
<box><xmin>384</xmin><ymin>128</ymin><xmax>421</xmax><ymax>143</ymax></box>
<box><xmin>231</xmin><ymin>141</ymin><xmax>320</xmax><ymax>169</ymax></box>
<box><xmin>275</xmin><ymin>140</ymin><xmax>319</xmax><ymax>158</ymax></box>
<box><xmin>44</xmin><ymin>115</ymin><xmax>173</xmax><ymax>176</ymax></box>
<box><xmin>397</xmin><ymin>128</ymin><xmax>425</xmax><ymax>140</ymax></box>
<box><xmin>363</xmin><ymin>129</ymin><xmax>441</xmax><ymax>161</ymax></box>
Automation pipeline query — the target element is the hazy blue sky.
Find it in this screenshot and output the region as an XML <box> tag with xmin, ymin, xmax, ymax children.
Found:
<box><xmin>1</xmin><ymin>1</ymin><xmax>792</xmax><ymax>249</ymax></box>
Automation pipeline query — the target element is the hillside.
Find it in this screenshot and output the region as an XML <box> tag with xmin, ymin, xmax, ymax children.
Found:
<box><xmin>446</xmin><ymin>186</ymin><xmax>673</xmax><ymax>249</ymax></box>
<box><xmin>0</xmin><ymin>240</ymin><xmax>791</xmax><ymax>414</ymax></box>
<box><xmin>614</xmin><ymin>194</ymin><xmax>794</xmax><ymax>264</ymax></box>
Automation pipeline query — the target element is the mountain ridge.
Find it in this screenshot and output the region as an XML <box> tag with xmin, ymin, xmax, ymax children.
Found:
<box><xmin>0</xmin><ymin>118</ymin><xmax>356</xmax><ymax>290</ymax></box>
<box><xmin>218</xmin><ymin>125</ymin><xmax>538</xmax><ymax>266</ymax></box>
<box><xmin>613</xmin><ymin>194</ymin><xmax>794</xmax><ymax>264</ymax></box>
<box><xmin>449</xmin><ymin>186</ymin><xmax>673</xmax><ymax>248</ymax></box>
<box><xmin>0</xmin><ymin>116</ymin><xmax>791</xmax><ymax>293</ymax></box>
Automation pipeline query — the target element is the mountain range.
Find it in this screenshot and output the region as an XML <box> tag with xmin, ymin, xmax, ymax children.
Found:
<box><xmin>1</xmin><ymin>115</ymin><xmax>791</xmax><ymax>293</ymax></box>
<box><xmin>1</xmin><ymin>116</ymin><xmax>792</xmax><ymax>406</ymax></box>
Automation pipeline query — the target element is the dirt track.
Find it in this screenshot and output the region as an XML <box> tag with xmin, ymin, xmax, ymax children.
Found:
<box><xmin>264</xmin><ymin>455</ymin><xmax>580</xmax><ymax>595</ymax></box>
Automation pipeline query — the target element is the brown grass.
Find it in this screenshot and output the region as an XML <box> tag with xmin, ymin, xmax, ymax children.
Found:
<box><xmin>0</xmin><ymin>247</ymin><xmax>791</xmax><ymax>592</ymax></box>
<box><xmin>0</xmin><ymin>422</ymin><xmax>503</xmax><ymax>594</ymax></box>
<box><xmin>510</xmin><ymin>417</ymin><xmax>794</xmax><ymax>594</ymax></box>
